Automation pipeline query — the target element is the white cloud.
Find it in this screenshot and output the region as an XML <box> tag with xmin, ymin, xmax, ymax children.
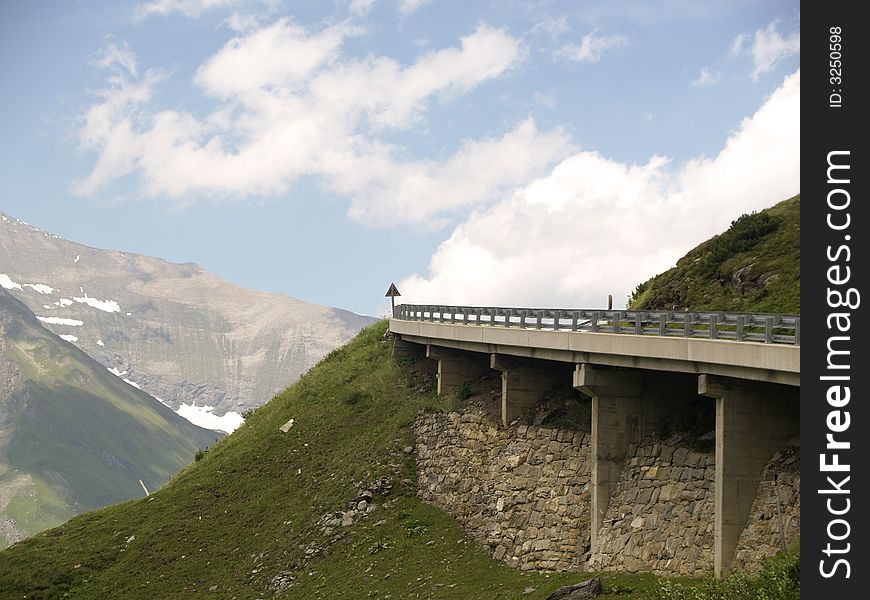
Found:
<box><xmin>397</xmin><ymin>0</ymin><xmax>429</xmax><ymax>16</ymax></box>
<box><xmin>349</xmin><ymin>0</ymin><xmax>376</xmax><ymax>16</ymax></box>
<box><xmin>73</xmin><ymin>24</ymin><xmax>564</xmax><ymax>225</ymax></box>
<box><xmin>531</xmin><ymin>15</ymin><xmax>570</xmax><ymax>40</ymax></box>
<box><xmin>691</xmin><ymin>67</ymin><xmax>720</xmax><ymax>87</ymax></box>
<box><xmin>93</xmin><ymin>41</ymin><xmax>138</xmax><ymax>77</ymax></box>
<box><xmin>194</xmin><ymin>19</ymin><xmax>351</xmax><ymax>98</ymax></box>
<box><xmin>731</xmin><ymin>21</ymin><xmax>799</xmax><ymax>80</ymax></box>
<box><xmin>749</xmin><ymin>21</ymin><xmax>799</xmax><ymax>80</ymax></box>
<box><xmin>136</xmin><ymin>0</ymin><xmax>238</xmax><ymax>19</ymax></box>
<box><xmin>400</xmin><ymin>70</ymin><xmax>800</xmax><ymax>309</ymax></box>
<box><xmin>730</xmin><ymin>33</ymin><xmax>748</xmax><ymax>56</ymax></box>
<box><xmin>557</xmin><ymin>29</ymin><xmax>628</xmax><ymax>63</ymax></box>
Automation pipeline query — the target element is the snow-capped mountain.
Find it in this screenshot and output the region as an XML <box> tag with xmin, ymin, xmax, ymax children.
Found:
<box><xmin>0</xmin><ymin>212</ymin><xmax>374</xmax><ymax>433</ymax></box>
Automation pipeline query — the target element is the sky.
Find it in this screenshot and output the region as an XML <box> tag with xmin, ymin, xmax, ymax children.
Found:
<box><xmin>0</xmin><ymin>0</ymin><xmax>800</xmax><ymax>317</ymax></box>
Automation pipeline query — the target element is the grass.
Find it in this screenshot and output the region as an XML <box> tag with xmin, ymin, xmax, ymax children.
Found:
<box><xmin>0</xmin><ymin>322</ymin><xmax>797</xmax><ymax>599</ymax></box>
<box><xmin>629</xmin><ymin>195</ymin><xmax>799</xmax><ymax>313</ymax></box>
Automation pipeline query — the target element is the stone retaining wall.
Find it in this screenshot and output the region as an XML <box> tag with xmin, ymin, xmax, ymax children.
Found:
<box><xmin>732</xmin><ymin>449</ymin><xmax>800</xmax><ymax>572</ymax></box>
<box><xmin>414</xmin><ymin>411</ymin><xmax>591</xmax><ymax>571</ymax></box>
<box><xmin>590</xmin><ymin>440</ymin><xmax>715</xmax><ymax>576</ymax></box>
<box><xmin>413</xmin><ymin>409</ymin><xmax>799</xmax><ymax>576</ymax></box>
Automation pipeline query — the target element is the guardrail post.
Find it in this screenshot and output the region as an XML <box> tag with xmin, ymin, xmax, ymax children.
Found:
<box><xmin>571</xmin><ymin>311</ymin><xmax>579</xmax><ymax>331</ymax></box>
<box><xmin>735</xmin><ymin>315</ymin><xmax>744</xmax><ymax>341</ymax></box>
<box><xmin>612</xmin><ymin>311</ymin><xmax>622</xmax><ymax>334</ymax></box>
<box><xmin>764</xmin><ymin>317</ymin><xmax>773</xmax><ymax>343</ymax></box>
<box><xmin>658</xmin><ymin>313</ymin><xmax>667</xmax><ymax>336</ymax></box>
<box><xmin>634</xmin><ymin>313</ymin><xmax>643</xmax><ymax>336</ymax></box>
<box><xmin>536</xmin><ymin>310</ymin><xmax>543</xmax><ymax>330</ymax></box>
<box><xmin>794</xmin><ymin>318</ymin><xmax>800</xmax><ymax>345</ymax></box>
<box><xmin>591</xmin><ymin>312</ymin><xmax>600</xmax><ymax>332</ymax></box>
<box><xmin>684</xmin><ymin>313</ymin><xmax>693</xmax><ymax>338</ymax></box>
<box><xmin>710</xmin><ymin>314</ymin><xmax>718</xmax><ymax>339</ymax></box>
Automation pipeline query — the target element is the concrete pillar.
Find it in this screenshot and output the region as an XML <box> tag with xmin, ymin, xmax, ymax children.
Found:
<box><xmin>574</xmin><ymin>364</ymin><xmax>644</xmax><ymax>555</ymax></box>
<box><xmin>699</xmin><ymin>374</ymin><xmax>799</xmax><ymax>578</ymax></box>
<box><xmin>490</xmin><ymin>354</ymin><xmax>573</xmax><ymax>427</ymax></box>
<box><xmin>426</xmin><ymin>345</ymin><xmax>490</xmax><ymax>396</ymax></box>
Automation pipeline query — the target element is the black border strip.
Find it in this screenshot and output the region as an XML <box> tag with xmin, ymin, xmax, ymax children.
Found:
<box><xmin>802</xmin><ymin>4</ymin><xmax>868</xmax><ymax>596</ymax></box>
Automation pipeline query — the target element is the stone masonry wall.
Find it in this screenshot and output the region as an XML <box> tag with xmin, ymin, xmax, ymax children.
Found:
<box><xmin>590</xmin><ymin>440</ymin><xmax>715</xmax><ymax>577</ymax></box>
<box><xmin>732</xmin><ymin>449</ymin><xmax>800</xmax><ymax>572</ymax></box>
<box><xmin>414</xmin><ymin>410</ymin><xmax>591</xmax><ymax>571</ymax></box>
<box><xmin>414</xmin><ymin>410</ymin><xmax>799</xmax><ymax>577</ymax></box>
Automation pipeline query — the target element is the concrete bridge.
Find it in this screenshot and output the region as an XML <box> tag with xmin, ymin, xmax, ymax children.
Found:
<box><xmin>390</xmin><ymin>304</ymin><xmax>800</xmax><ymax>577</ymax></box>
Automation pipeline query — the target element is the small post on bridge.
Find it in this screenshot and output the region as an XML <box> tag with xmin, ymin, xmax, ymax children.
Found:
<box><xmin>385</xmin><ymin>282</ymin><xmax>401</xmax><ymax>318</ymax></box>
<box><xmin>608</xmin><ymin>294</ymin><xmax>613</xmax><ymax>310</ymax></box>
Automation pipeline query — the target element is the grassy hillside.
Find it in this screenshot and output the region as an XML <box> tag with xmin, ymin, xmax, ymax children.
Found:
<box><xmin>629</xmin><ymin>195</ymin><xmax>799</xmax><ymax>313</ymax></box>
<box><xmin>0</xmin><ymin>290</ymin><xmax>220</xmax><ymax>547</ymax></box>
<box><xmin>0</xmin><ymin>321</ymin><xmax>798</xmax><ymax>599</ymax></box>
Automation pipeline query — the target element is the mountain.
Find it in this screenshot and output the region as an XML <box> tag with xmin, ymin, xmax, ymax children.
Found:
<box><xmin>628</xmin><ymin>195</ymin><xmax>799</xmax><ymax>313</ymax></box>
<box><xmin>0</xmin><ymin>288</ymin><xmax>221</xmax><ymax>548</ymax></box>
<box><xmin>0</xmin><ymin>213</ymin><xmax>375</xmax><ymax>431</ymax></box>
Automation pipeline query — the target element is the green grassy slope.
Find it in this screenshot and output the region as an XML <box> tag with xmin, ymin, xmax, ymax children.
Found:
<box><xmin>629</xmin><ymin>195</ymin><xmax>799</xmax><ymax>313</ymax></box>
<box><xmin>0</xmin><ymin>321</ymin><xmax>799</xmax><ymax>599</ymax></box>
<box><xmin>0</xmin><ymin>322</ymin><xmax>689</xmax><ymax>600</ymax></box>
<box><xmin>0</xmin><ymin>290</ymin><xmax>220</xmax><ymax>546</ymax></box>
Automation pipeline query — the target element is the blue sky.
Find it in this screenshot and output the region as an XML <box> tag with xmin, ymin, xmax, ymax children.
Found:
<box><xmin>0</xmin><ymin>0</ymin><xmax>800</xmax><ymax>316</ymax></box>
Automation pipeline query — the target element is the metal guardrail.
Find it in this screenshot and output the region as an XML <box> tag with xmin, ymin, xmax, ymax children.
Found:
<box><xmin>393</xmin><ymin>304</ymin><xmax>800</xmax><ymax>346</ymax></box>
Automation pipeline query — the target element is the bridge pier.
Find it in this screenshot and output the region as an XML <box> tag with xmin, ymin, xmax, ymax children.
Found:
<box><xmin>491</xmin><ymin>354</ymin><xmax>574</xmax><ymax>427</ymax></box>
<box><xmin>574</xmin><ymin>364</ymin><xmax>698</xmax><ymax>560</ymax></box>
<box><xmin>699</xmin><ymin>374</ymin><xmax>799</xmax><ymax>578</ymax></box>
<box><xmin>426</xmin><ymin>345</ymin><xmax>490</xmax><ymax>396</ymax></box>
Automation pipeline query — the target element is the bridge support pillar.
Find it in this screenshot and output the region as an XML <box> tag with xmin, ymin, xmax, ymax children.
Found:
<box><xmin>575</xmin><ymin>365</ymin><xmax>695</xmax><ymax>560</ymax></box>
<box><xmin>574</xmin><ymin>364</ymin><xmax>644</xmax><ymax>558</ymax></box>
<box><xmin>426</xmin><ymin>345</ymin><xmax>490</xmax><ymax>396</ymax></box>
<box><xmin>699</xmin><ymin>374</ymin><xmax>799</xmax><ymax>578</ymax></box>
<box><xmin>491</xmin><ymin>354</ymin><xmax>573</xmax><ymax>427</ymax></box>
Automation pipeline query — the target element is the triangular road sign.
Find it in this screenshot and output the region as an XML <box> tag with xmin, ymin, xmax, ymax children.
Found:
<box><xmin>385</xmin><ymin>282</ymin><xmax>401</xmax><ymax>297</ymax></box>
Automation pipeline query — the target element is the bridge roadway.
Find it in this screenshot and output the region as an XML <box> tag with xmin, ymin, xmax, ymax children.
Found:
<box><xmin>389</xmin><ymin>305</ymin><xmax>800</xmax><ymax>578</ymax></box>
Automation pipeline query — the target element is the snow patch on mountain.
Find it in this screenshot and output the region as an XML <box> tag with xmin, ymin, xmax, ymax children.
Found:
<box><xmin>107</xmin><ymin>367</ymin><xmax>127</xmax><ymax>377</ymax></box>
<box><xmin>177</xmin><ymin>403</ymin><xmax>244</xmax><ymax>434</ymax></box>
<box><xmin>36</xmin><ymin>316</ymin><xmax>84</xmax><ymax>326</ymax></box>
<box><xmin>59</xmin><ymin>334</ymin><xmax>79</xmax><ymax>343</ymax></box>
<box><xmin>73</xmin><ymin>295</ymin><xmax>121</xmax><ymax>313</ymax></box>
<box><xmin>55</xmin><ymin>298</ymin><xmax>73</xmax><ymax>307</ymax></box>
<box><xmin>96</xmin><ymin>339</ymin><xmax>105</xmax><ymax>346</ymax></box>
<box><xmin>23</xmin><ymin>283</ymin><xmax>54</xmax><ymax>294</ymax></box>
<box><xmin>0</xmin><ymin>274</ymin><xmax>23</xmax><ymax>291</ymax></box>
<box><xmin>123</xmin><ymin>378</ymin><xmax>142</xmax><ymax>390</ymax></box>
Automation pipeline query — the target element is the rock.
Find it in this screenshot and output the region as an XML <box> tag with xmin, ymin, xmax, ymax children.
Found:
<box><xmin>269</xmin><ymin>572</ymin><xmax>295</xmax><ymax>594</ymax></box>
<box><xmin>523</xmin><ymin>587</ymin><xmax>537</xmax><ymax>595</ymax></box>
<box><xmin>208</xmin><ymin>585</ymin><xmax>218</xmax><ymax>592</ymax></box>
<box><xmin>403</xmin><ymin>446</ymin><xmax>414</xmax><ymax>454</ymax></box>
<box><xmin>546</xmin><ymin>578</ymin><xmax>602</xmax><ymax>599</ymax></box>
<box><xmin>279</xmin><ymin>418</ymin><xmax>295</xmax><ymax>433</ymax></box>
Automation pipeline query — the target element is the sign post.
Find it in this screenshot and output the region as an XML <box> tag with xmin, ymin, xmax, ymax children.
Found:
<box><xmin>384</xmin><ymin>282</ymin><xmax>401</xmax><ymax>318</ymax></box>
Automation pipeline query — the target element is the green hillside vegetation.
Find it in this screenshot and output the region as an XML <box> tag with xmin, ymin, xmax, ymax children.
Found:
<box><xmin>629</xmin><ymin>195</ymin><xmax>799</xmax><ymax>313</ymax></box>
<box><xmin>0</xmin><ymin>290</ymin><xmax>220</xmax><ymax>547</ymax></box>
<box><xmin>0</xmin><ymin>321</ymin><xmax>798</xmax><ymax>599</ymax></box>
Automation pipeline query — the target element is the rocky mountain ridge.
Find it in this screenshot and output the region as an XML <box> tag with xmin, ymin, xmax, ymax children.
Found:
<box><xmin>0</xmin><ymin>212</ymin><xmax>374</xmax><ymax>431</ymax></box>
